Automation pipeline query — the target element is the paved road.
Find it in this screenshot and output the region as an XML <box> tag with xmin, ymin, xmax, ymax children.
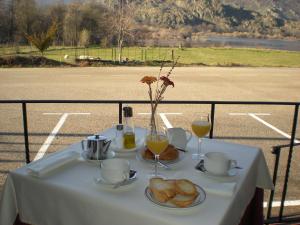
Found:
<box><xmin>0</xmin><ymin>67</ymin><xmax>300</xmax><ymax>215</ymax></box>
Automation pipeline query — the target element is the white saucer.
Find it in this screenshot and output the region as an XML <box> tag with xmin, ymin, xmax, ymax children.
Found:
<box><xmin>110</xmin><ymin>138</ymin><xmax>145</xmax><ymax>153</ymax></box>
<box><xmin>94</xmin><ymin>170</ymin><xmax>137</xmax><ymax>188</ymax></box>
<box><xmin>81</xmin><ymin>151</ymin><xmax>115</xmax><ymax>163</ymax></box>
<box><xmin>196</xmin><ymin>160</ymin><xmax>238</xmax><ymax>178</ymax></box>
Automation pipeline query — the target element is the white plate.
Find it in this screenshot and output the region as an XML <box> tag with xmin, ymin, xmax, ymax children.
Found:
<box><xmin>144</xmin><ymin>184</ymin><xmax>206</xmax><ymax>208</ymax></box>
<box><xmin>94</xmin><ymin>170</ymin><xmax>137</xmax><ymax>188</ymax></box>
<box><xmin>109</xmin><ymin>138</ymin><xmax>145</xmax><ymax>153</ymax></box>
<box><xmin>137</xmin><ymin>148</ymin><xmax>185</xmax><ymax>165</ymax></box>
<box><xmin>81</xmin><ymin>151</ymin><xmax>115</xmax><ymax>163</ymax></box>
<box><xmin>196</xmin><ymin>160</ymin><xmax>238</xmax><ymax>178</ymax></box>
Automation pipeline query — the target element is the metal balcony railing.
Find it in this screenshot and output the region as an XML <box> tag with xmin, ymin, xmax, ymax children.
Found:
<box><xmin>0</xmin><ymin>99</ymin><xmax>299</xmax><ymax>224</ymax></box>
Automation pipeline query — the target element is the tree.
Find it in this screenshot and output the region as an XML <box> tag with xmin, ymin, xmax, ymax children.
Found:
<box><xmin>7</xmin><ymin>0</ymin><xmax>16</xmax><ymax>43</ymax></box>
<box><xmin>115</xmin><ymin>0</ymin><xmax>134</xmax><ymax>62</ymax></box>
<box><xmin>0</xmin><ymin>0</ymin><xmax>8</xmax><ymax>42</ymax></box>
<box><xmin>24</xmin><ymin>22</ymin><xmax>57</xmax><ymax>56</ymax></box>
<box><xmin>79</xmin><ymin>29</ymin><xmax>90</xmax><ymax>47</ymax></box>
<box><xmin>63</xmin><ymin>3</ymin><xmax>81</xmax><ymax>46</ymax></box>
<box><xmin>47</xmin><ymin>2</ymin><xmax>67</xmax><ymax>45</ymax></box>
<box><xmin>14</xmin><ymin>0</ymin><xmax>38</xmax><ymax>36</ymax></box>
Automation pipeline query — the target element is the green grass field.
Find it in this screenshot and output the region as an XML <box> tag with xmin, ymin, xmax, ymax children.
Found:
<box><xmin>1</xmin><ymin>45</ymin><xmax>300</xmax><ymax>67</ymax></box>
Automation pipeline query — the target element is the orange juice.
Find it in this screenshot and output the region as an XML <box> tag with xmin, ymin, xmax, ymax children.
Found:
<box><xmin>192</xmin><ymin>121</ymin><xmax>211</xmax><ymax>138</ymax></box>
<box><xmin>146</xmin><ymin>135</ymin><xmax>169</xmax><ymax>155</ymax></box>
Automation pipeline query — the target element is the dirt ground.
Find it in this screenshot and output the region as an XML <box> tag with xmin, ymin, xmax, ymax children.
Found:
<box><xmin>0</xmin><ymin>67</ymin><xmax>299</xmax><ymax>218</ymax></box>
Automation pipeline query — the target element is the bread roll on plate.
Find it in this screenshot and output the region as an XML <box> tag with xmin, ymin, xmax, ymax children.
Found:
<box><xmin>169</xmin><ymin>193</ymin><xmax>199</xmax><ymax>208</ymax></box>
<box><xmin>175</xmin><ymin>179</ymin><xmax>198</xmax><ymax>196</ymax></box>
<box><xmin>149</xmin><ymin>178</ymin><xmax>176</xmax><ymax>203</ymax></box>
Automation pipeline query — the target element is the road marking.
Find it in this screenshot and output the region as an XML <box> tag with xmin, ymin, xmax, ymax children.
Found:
<box><xmin>248</xmin><ymin>113</ymin><xmax>300</xmax><ymax>144</ymax></box>
<box><xmin>229</xmin><ymin>113</ymin><xmax>271</xmax><ymax>116</ymax></box>
<box><xmin>159</xmin><ymin>113</ymin><xmax>183</xmax><ymax>128</ymax></box>
<box><xmin>263</xmin><ymin>200</ymin><xmax>300</xmax><ymax>208</ymax></box>
<box><xmin>138</xmin><ymin>113</ymin><xmax>182</xmax><ymax>115</ymax></box>
<box><xmin>34</xmin><ymin>112</ymin><xmax>90</xmax><ymax>161</ymax></box>
<box><xmin>229</xmin><ymin>113</ymin><xmax>300</xmax><ymax>143</ymax></box>
<box><xmin>43</xmin><ymin>113</ymin><xmax>91</xmax><ymax>115</ymax></box>
<box><xmin>34</xmin><ymin>113</ymin><xmax>69</xmax><ymax>161</ymax></box>
<box><xmin>137</xmin><ymin>113</ymin><xmax>182</xmax><ymax>129</ymax></box>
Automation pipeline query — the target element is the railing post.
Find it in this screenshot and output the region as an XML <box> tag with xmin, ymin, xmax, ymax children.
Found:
<box><xmin>279</xmin><ymin>104</ymin><xmax>299</xmax><ymax>220</ymax></box>
<box><xmin>119</xmin><ymin>102</ymin><xmax>123</xmax><ymax>124</ymax></box>
<box><xmin>266</xmin><ymin>146</ymin><xmax>281</xmax><ymax>221</ymax></box>
<box><xmin>209</xmin><ymin>103</ymin><xmax>215</xmax><ymax>139</ymax></box>
<box><xmin>22</xmin><ymin>103</ymin><xmax>30</xmax><ymax>164</ymax></box>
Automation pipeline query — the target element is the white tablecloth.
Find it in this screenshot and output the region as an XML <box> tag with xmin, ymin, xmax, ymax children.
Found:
<box><xmin>0</xmin><ymin>128</ymin><xmax>273</xmax><ymax>225</ymax></box>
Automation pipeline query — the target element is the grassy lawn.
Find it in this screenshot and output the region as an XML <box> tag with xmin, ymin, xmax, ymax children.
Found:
<box><xmin>1</xmin><ymin>46</ymin><xmax>300</xmax><ymax>67</ymax></box>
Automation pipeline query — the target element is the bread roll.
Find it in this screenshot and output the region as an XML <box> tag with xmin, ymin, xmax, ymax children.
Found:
<box><xmin>149</xmin><ymin>178</ymin><xmax>176</xmax><ymax>203</ymax></box>
<box><xmin>148</xmin><ymin>178</ymin><xmax>200</xmax><ymax>208</ymax></box>
<box><xmin>143</xmin><ymin>144</ymin><xmax>179</xmax><ymax>161</ymax></box>
<box><xmin>175</xmin><ymin>179</ymin><xmax>198</xmax><ymax>196</ymax></box>
<box><xmin>169</xmin><ymin>193</ymin><xmax>198</xmax><ymax>208</ymax></box>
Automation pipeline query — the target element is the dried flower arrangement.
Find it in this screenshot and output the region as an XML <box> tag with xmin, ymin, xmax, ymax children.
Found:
<box><xmin>140</xmin><ymin>59</ymin><xmax>179</xmax><ymax>135</ymax></box>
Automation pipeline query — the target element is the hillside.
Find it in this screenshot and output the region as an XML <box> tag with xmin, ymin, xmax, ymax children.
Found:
<box><xmin>222</xmin><ymin>0</ymin><xmax>300</xmax><ymax>20</ymax></box>
<box><xmin>1</xmin><ymin>0</ymin><xmax>299</xmax><ymax>46</ymax></box>
<box><xmin>36</xmin><ymin>0</ymin><xmax>300</xmax><ymax>39</ymax></box>
<box><xmin>126</xmin><ymin>0</ymin><xmax>300</xmax><ymax>39</ymax></box>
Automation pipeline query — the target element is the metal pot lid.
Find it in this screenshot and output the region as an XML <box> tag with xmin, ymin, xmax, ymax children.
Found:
<box><xmin>87</xmin><ymin>134</ymin><xmax>108</xmax><ymax>141</ymax></box>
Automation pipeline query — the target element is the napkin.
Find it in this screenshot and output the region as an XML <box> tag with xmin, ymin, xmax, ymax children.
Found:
<box><xmin>27</xmin><ymin>151</ymin><xmax>79</xmax><ymax>177</ymax></box>
<box><xmin>204</xmin><ymin>182</ymin><xmax>237</xmax><ymax>197</ymax></box>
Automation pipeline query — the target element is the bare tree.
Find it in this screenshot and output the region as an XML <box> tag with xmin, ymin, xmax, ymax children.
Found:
<box><xmin>79</xmin><ymin>29</ymin><xmax>90</xmax><ymax>47</ymax></box>
<box><xmin>7</xmin><ymin>0</ymin><xmax>16</xmax><ymax>43</ymax></box>
<box><xmin>63</xmin><ymin>3</ymin><xmax>81</xmax><ymax>46</ymax></box>
<box><xmin>47</xmin><ymin>2</ymin><xmax>66</xmax><ymax>45</ymax></box>
<box><xmin>116</xmin><ymin>0</ymin><xmax>134</xmax><ymax>62</ymax></box>
<box><xmin>14</xmin><ymin>0</ymin><xmax>38</xmax><ymax>35</ymax></box>
<box><xmin>0</xmin><ymin>0</ymin><xmax>8</xmax><ymax>42</ymax></box>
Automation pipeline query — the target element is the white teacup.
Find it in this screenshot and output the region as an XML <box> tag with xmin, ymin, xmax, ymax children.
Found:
<box><xmin>101</xmin><ymin>158</ymin><xmax>130</xmax><ymax>184</ymax></box>
<box><xmin>204</xmin><ymin>152</ymin><xmax>237</xmax><ymax>176</ymax></box>
<box><xmin>167</xmin><ymin>127</ymin><xmax>192</xmax><ymax>150</ymax></box>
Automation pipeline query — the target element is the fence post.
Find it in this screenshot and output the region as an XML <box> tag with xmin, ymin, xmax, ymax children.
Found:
<box><xmin>267</xmin><ymin>146</ymin><xmax>281</xmax><ymax>221</ymax></box>
<box><xmin>22</xmin><ymin>103</ymin><xmax>30</xmax><ymax>164</ymax></box>
<box><xmin>209</xmin><ymin>103</ymin><xmax>215</xmax><ymax>139</ymax></box>
<box><xmin>158</xmin><ymin>47</ymin><xmax>161</xmax><ymax>60</ymax></box>
<box><xmin>119</xmin><ymin>102</ymin><xmax>123</xmax><ymax>124</ymax></box>
<box><xmin>141</xmin><ymin>49</ymin><xmax>143</xmax><ymax>61</ymax></box>
<box><xmin>279</xmin><ymin>104</ymin><xmax>299</xmax><ymax>220</ymax></box>
<box><xmin>171</xmin><ymin>49</ymin><xmax>174</xmax><ymax>62</ymax></box>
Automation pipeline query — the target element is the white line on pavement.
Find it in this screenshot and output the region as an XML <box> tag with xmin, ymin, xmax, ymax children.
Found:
<box><xmin>35</xmin><ymin>112</ymin><xmax>91</xmax><ymax>161</ymax></box>
<box><xmin>159</xmin><ymin>113</ymin><xmax>173</xmax><ymax>128</ymax></box>
<box><xmin>137</xmin><ymin>112</ymin><xmax>182</xmax><ymax>128</ymax></box>
<box><xmin>263</xmin><ymin>200</ymin><xmax>300</xmax><ymax>208</ymax></box>
<box><xmin>34</xmin><ymin>113</ymin><xmax>69</xmax><ymax>161</ymax></box>
<box><xmin>137</xmin><ymin>113</ymin><xmax>182</xmax><ymax>115</ymax></box>
<box><xmin>249</xmin><ymin>113</ymin><xmax>300</xmax><ymax>144</ymax></box>
<box><xmin>229</xmin><ymin>113</ymin><xmax>271</xmax><ymax>116</ymax></box>
<box><xmin>43</xmin><ymin>113</ymin><xmax>91</xmax><ymax>115</ymax></box>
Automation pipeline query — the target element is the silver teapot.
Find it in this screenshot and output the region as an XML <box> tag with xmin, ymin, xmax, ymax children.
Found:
<box><xmin>81</xmin><ymin>135</ymin><xmax>112</xmax><ymax>160</ymax></box>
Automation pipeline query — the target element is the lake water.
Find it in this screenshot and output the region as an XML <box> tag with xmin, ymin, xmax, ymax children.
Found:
<box><xmin>202</xmin><ymin>36</ymin><xmax>300</xmax><ymax>51</ymax></box>
<box><xmin>153</xmin><ymin>36</ymin><xmax>300</xmax><ymax>51</ymax></box>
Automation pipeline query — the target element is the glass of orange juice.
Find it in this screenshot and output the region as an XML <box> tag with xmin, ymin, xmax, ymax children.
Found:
<box><xmin>146</xmin><ymin>133</ymin><xmax>169</xmax><ymax>177</ymax></box>
<box><xmin>191</xmin><ymin>113</ymin><xmax>211</xmax><ymax>160</ymax></box>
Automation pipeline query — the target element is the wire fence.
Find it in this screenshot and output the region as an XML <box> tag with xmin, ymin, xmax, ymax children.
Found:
<box><xmin>0</xmin><ymin>45</ymin><xmax>179</xmax><ymax>63</ymax></box>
